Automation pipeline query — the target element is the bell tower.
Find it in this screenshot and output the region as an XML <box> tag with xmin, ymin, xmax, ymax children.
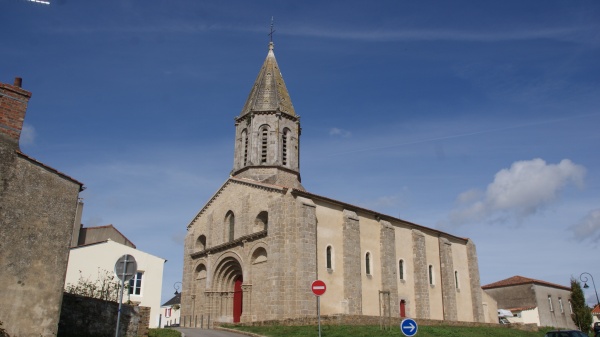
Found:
<box><xmin>232</xmin><ymin>42</ymin><xmax>303</xmax><ymax>190</ymax></box>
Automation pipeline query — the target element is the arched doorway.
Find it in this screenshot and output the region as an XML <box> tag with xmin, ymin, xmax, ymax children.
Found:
<box><xmin>213</xmin><ymin>255</ymin><xmax>243</xmax><ymax>323</ymax></box>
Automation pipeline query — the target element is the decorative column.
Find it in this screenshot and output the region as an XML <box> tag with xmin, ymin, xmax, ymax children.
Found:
<box><xmin>241</xmin><ymin>284</ymin><xmax>253</xmax><ymax>322</ymax></box>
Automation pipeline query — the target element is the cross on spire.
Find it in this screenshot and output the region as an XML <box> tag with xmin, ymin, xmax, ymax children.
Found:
<box><xmin>269</xmin><ymin>16</ymin><xmax>275</xmax><ymax>42</ymax></box>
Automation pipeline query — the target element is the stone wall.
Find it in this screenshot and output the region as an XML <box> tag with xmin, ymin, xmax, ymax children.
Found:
<box><xmin>438</xmin><ymin>237</ymin><xmax>457</xmax><ymax>321</ymax></box>
<box><xmin>58</xmin><ymin>293</ymin><xmax>149</xmax><ymax>337</ymax></box>
<box><xmin>226</xmin><ymin>314</ymin><xmax>537</xmax><ymax>332</ymax></box>
<box><xmin>342</xmin><ymin>210</ymin><xmax>362</xmax><ymax>315</ymax></box>
<box><xmin>0</xmin><ymin>78</ymin><xmax>83</xmax><ymax>337</ymax></box>
<box><xmin>411</xmin><ymin>230</ymin><xmax>429</xmax><ymax>319</ymax></box>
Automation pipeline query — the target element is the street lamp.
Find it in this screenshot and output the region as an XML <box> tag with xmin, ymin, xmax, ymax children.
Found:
<box><xmin>579</xmin><ymin>272</ymin><xmax>600</xmax><ymax>309</ymax></box>
<box><xmin>173</xmin><ymin>281</ymin><xmax>182</xmax><ymax>295</ymax></box>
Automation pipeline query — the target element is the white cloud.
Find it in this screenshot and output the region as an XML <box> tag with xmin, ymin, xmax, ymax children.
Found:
<box><xmin>20</xmin><ymin>123</ymin><xmax>35</xmax><ymax>145</ymax></box>
<box><xmin>570</xmin><ymin>209</ymin><xmax>600</xmax><ymax>242</ymax></box>
<box><xmin>329</xmin><ymin>127</ymin><xmax>352</xmax><ymax>138</ymax></box>
<box><xmin>448</xmin><ymin>158</ymin><xmax>586</xmax><ymax>226</ymax></box>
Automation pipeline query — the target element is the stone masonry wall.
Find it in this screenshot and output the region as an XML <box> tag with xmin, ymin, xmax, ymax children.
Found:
<box><xmin>229</xmin><ymin>314</ymin><xmax>535</xmax><ymax>332</ymax></box>
<box><xmin>58</xmin><ymin>293</ymin><xmax>149</xmax><ymax>337</ymax></box>
<box><xmin>438</xmin><ymin>237</ymin><xmax>458</xmax><ymax>321</ymax></box>
<box><xmin>293</xmin><ymin>196</ymin><xmax>318</xmax><ymax>316</ymax></box>
<box><xmin>466</xmin><ymin>239</ymin><xmax>485</xmax><ymax>322</ymax></box>
<box><xmin>411</xmin><ymin>230</ymin><xmax>430</xmax><ymax>319</ymax></box>
<box><xmin>0</xmin><ymin>151</ymin><xmax>81</xmax><ymax>337</ymax></box>
<box><xmin>379</xmin><ymin>220</ymin><xmax>399</xmax><ymax>317</ymax></box>
<box><xmin>342</xmin><ymin>210</ymin><xmax>362</xmax><ymax>314</ymax></box>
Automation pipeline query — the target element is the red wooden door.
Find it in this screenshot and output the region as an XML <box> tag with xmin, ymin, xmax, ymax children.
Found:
<box><xmin>400</xmin><ymin>300</ymin><xmax>406</xmax><ymax>318</ymax></box>
<box><xmin>233</xmin><ymin>276</ymin><xmax>243</xmax><ymax>323</ymax></box>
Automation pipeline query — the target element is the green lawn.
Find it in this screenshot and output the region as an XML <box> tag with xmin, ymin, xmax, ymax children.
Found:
<box><xmin>226</xmin><ymin>324</ymin><xmax>556</xmax><ymax>337</ymax></box>
<box><xmin>148</xmin><ymin>328</ymin><xmax>182</xmax><ymax>337</ymax></box>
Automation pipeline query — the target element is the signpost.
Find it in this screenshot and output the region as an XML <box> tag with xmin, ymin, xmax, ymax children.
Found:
<box><xmin>311</xmin><ymin>280</ymin><xmax>326</xmax><ymax>337</ymax></box>
<box><xmin>114</xmin><ymin>254</ymin><xmax>137</xmax><ymax>337</ymax></box>
<box><xmin>400</xmin><ymin>318</ymin><xmax>418</xmax><ymax>336</ymax></box>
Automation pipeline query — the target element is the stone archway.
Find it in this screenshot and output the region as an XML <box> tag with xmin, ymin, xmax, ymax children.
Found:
<box><xmin>211</xmin><ymin>255</ymin><xmax>244</xmax><ymax>323</ymax></box>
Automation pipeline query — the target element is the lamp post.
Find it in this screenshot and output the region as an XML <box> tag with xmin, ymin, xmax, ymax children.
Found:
<box><xmin>579</xmin><ymin>272</ymin><xmax>600</xmax><ymax>309</ymax></box>
<box><xmin>174</xmin><ymin>281</ymin><xmax>182</xmax><ymax>295</ymax></box>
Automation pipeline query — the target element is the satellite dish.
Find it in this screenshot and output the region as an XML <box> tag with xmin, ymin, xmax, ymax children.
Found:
<box><xmin>114</xmin><ymin>254</ymin><xmax>137</xmax><ymax>282</ymax></box>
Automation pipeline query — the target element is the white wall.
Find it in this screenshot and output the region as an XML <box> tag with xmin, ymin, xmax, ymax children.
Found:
<box><xmin>65</xmin><ymin>240</ymin><xmax>166</xmax><ymax>328</ymax></box>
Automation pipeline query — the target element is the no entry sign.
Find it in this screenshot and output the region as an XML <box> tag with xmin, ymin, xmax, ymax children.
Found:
<box><xmin>312</xmin><ymin>280</ymin><xmax>326</xmax><ymax>296</ymax></box>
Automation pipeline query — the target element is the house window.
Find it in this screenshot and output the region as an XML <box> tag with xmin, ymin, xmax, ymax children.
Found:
<box><xmin>165</xmin><ymin>307</ymin><xmax>172</xmax><ymax>318</ymax></box>
<box><xmin>399</xmin><ymin>259</ymin><xmax>404</xmax><ymax>280</ymax></box>
<box><xmin>428</xmin><ymin>265</ymin><xmax>434</xmax><ymax>285</ymax></box>
<box><xmin>548</xmin><ymin>295</ymin><xmax>554</xmax><ymax>312</ymax></box>
<box><xmin>129</xmin><ymin>272</ymin><xmax>143</xmax><ymax>295</ymax></box>
<box><xmin>261</xmin><ymin>128</ymin><xmax>268</xmax><ymax>163</ymax></box>
<box><xmin>559</xmin><ymin>297</ymin><xmax>564</xmax><ymax>313</ymax></box>
<box><xmin>365</xmin><ymin>252</ymin><xmax>371</xmax><ymax>275</ymax></box>
<box><xmin>326</xmin><ymin>246</ymin><xmax>333</xmax><ymax>270</ymax></box>
<box><xmin>454</xmin><ymin>271</ymin><xmax>459</xmax><ymax>289</ymax></box>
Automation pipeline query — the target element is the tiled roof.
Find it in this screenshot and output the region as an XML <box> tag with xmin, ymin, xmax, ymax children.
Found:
<box><xmin>482</xmin><ymin>275</ymin><xmax>571</xmax><ymax>291</ymax></box>
<box><xmin>592</xmin><ymin>304</ymin><xmax>600</xmax><ymax>314</ymax></box>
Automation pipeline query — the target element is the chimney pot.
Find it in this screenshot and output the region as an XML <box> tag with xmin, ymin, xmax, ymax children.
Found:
<box><xmin>14</xmin><ymin>77</ymin><xmax>22</xmax><ymax>87</ymax></box>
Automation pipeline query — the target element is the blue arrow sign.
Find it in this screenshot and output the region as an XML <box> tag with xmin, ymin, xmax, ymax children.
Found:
<box><xmin>400</xmin><ymin>318</ymin><xmax>418</xmax><ymax>336</ymax></box>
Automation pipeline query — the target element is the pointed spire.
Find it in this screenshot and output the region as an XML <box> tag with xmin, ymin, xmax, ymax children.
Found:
<box><xmin>239</xmin><ymin>43</ymin><xmax>296</xmax><ymax>117</ymax></box>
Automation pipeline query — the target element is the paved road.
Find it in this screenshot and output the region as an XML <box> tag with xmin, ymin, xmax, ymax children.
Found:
<box><xmin>174</xmin><ymin>327</ymin><xmax>251</xmax><ymax>337</ymax></box>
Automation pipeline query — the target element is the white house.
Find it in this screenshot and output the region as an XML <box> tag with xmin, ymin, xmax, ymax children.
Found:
<box><xmin>160</xmin><ymin>292</ymin><xmax>181</xmax><ymax>327</ymax></box>
<box><xmin>65</xmin><ymin>227</ymin><xmax>166</xmax><ymax>328</ymax></box>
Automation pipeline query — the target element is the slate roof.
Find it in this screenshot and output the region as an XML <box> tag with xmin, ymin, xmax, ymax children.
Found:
<box><xmin>161</xmin><ymin>292</ymin><xmax>181</xmax><ymax>307</ymax></box>
<box><xmin>482</xmin><ymin>275</ymin><xmax>571</xmax><ymax>291</ymax></box>
<box><xmin>239</xmin><ymin>42</ymin><xmax>296</xmax><ymax>117</ymax></box>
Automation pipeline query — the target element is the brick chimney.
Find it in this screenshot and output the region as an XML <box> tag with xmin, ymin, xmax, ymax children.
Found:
<box><xmin>0</xmin><ymin>77</ymin><xmax>32</xmax><ymax>146</ymax></box>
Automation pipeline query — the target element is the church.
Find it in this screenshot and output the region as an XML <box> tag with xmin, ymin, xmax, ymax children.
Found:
<box><xmin>180</xmin><ymin>41</ymin><xmax>496</xmax><ymax>325</ymax></box>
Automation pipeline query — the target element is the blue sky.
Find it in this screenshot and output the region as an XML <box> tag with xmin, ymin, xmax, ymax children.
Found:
<box><xmin>2</xmin><ymin>0</ymin><xmax>600</xmax><ymax>305</ymax></box>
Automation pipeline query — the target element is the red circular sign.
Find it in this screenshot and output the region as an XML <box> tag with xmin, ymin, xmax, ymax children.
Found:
<box><xmin>312</xmin><ymin>280</ymin><xmax>326</xmax><ymax>296</ymax></box>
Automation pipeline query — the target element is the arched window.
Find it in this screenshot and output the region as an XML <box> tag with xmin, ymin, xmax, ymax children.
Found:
<box><xmin>241</xmin><ymin>129</ymin><xmax>248</xmax><ymax>166</ymax></box>
<box><xmin>454</xmin><ymin>271</ymin><xmax>459</xmax><ymax>289</ymax></box>
<box><xmin>399</xmin><ymin>259</ymin><xmax>404</xmax><ymax>280</ymax></box>
<box><xmin>260</xmin><ymin>127</ymin><xmax>269</xmax><ymax>164</ymax></box>
<box><xmin>282</xmin><ymin>128</ymin><xmax>290</xmax><ymax>166</ymax></box>
<box><xmin>365</xmin><ymin>252</ymin><xmax>371</xmax><ymax>275</ymax></box>
<box><xmin>428</xmin><ymin>265</ymin><xmax>434</xmax><ymax>285</ymax></box>
<box><xmin>254</xmin><ymin>211</ymin><xmax>268</xmax><ymax>232</ymax></box>
<box><xmin>326</xmin><ymin>246</ymin><xmax>333</xmax><ymax>270</ymax></box>
<box><xmin>196</xmin><ymin>264</ymin><xmax>207</xmax><ymax>280</ymax></box>
<box><xmin>196</xmin><ymin>235</ymin><xmax>206</xmax><ymax>251</ymax></box>
<box><xmin>225</xmin><ymin>211</ymin><xmax>235</xmax><ymax>242</ymax></box>
<box><xmin>251</xmin><ymin>247</ymin><xmax>268</xmax><ymax>264</ymax></box>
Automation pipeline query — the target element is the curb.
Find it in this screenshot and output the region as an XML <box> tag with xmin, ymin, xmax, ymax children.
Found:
<box><xmin>216</xmin><ymin>326</ymin><xmax>268</xmax><ymax>337</ymax></box>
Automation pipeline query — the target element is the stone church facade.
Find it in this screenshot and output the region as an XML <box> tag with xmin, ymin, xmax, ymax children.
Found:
<box><xmin>181</xmin><ymin>43</ymin><xmax>493</xmax><ymax>325</ymax></box>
